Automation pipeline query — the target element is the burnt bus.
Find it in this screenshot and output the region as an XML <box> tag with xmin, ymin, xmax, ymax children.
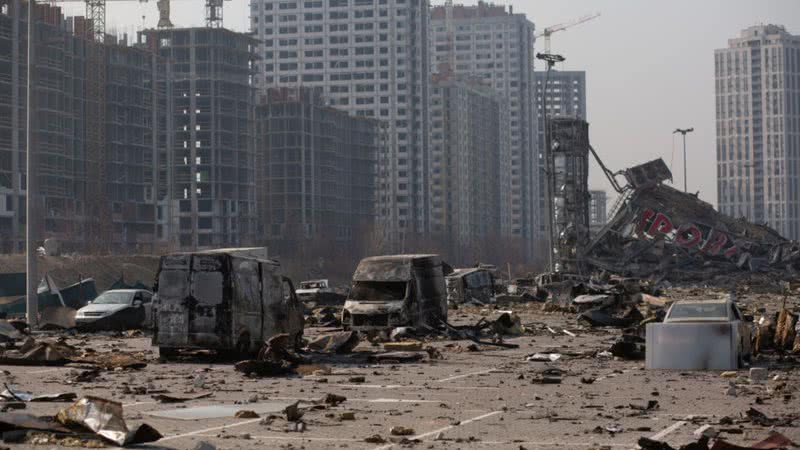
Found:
<box><xmin>153</xmin><ymin>248</ymin><xmax>303</xmax><ymax>357</ymax></box>
<box><xmin>342</xmin><ymin>255</ymin><xmax>450</xmax><ymax>331</ymax></box>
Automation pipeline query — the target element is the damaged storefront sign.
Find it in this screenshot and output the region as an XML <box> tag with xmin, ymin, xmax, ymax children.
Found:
<box><xmin>583</xmin><ymin>158</ymin><xmax>796</xmax><ymax>280</ymax></box>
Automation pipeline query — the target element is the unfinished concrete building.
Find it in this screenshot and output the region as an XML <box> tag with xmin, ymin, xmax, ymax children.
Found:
<box><xmin>255</xmin><ymin>87</ymin><xmax>378</xmax><ymax>255</ymax></box>
<box><xmin>429</xmin><ymin>74</ymin><xmax>503</xmax><ymax>262</ymax></box>
<box><xmin>0</xmin><ymin>2</ymin><xmax>165</xmax><ymax>253</ymax></box>
<box><xmin>140</xmin><ymin>28</ymin><xmax>257</xmax><ymax>250</ymax></box>
<box><xmin>548</xmin><ymin>117</ymin><xmax>590</xmax><ymax>273</ymax></box>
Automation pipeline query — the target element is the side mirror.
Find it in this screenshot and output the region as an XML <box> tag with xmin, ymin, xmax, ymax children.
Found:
<box><xmin>133</xmin><ymin>300</ymin><xmax>143</xmax><ymax>307</ymax></box>
<box><xmin>744</xmin><ymin>314</ymin><xmax>754</xmax><ymax>322</ymax></box>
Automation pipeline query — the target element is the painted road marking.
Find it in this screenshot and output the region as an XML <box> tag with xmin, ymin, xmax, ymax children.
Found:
<box><xmin>373</xmin><ymin>409</ymin><xmax>503</xmax><ymax>450</ymax></box>
<box><xmin>649</xmin><ymin>417</ymin><xmax>691</xmax><ymax>441</ymax></box>
<box><xmin>328</xmin><ymin>383</ymin><xmax>498</xmax><ymax>390</ymax></box>
<box><xmin>26</xmin><ymin>368</ymin><xmax>67</xmax><ymax>375</ymax></box>
<box><xmin>272</xmin><ymin>396</ymin><xmax>442</xmax><ymax>404</ymax></box>
<box><xmin>196</xmin><ymin>434</ymin><xmax>361</xmax><ymax>443</ymax></box>
<box><xmin>158</xmin><ymin>418</ymin><xmax>262</xmax><ymax>442</ymax></box>
<box><xmin>436</xmin><ymin>368</ymin><xmax>495</xmax><ymax>382</ymax></box>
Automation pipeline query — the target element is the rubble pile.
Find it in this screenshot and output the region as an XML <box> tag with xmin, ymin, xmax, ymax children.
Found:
<box><xmin>584</xmin><ymin>160</ymin><xmax>800</xmax><ymax>282</ymax></box>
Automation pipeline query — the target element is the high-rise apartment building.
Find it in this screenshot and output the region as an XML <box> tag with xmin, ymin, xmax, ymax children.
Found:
<box><xmin>429</xmin><ymin>73</ymin><xmax>503</xmax><ymax>262</ymax></box>
<box><xmin>249</xmin><ymin>0</ymin><xmax>430</xmax><ymax>247</ymax></box>
<box><xmin>140</xmin><ymin>28</ymin><xmax>258</xmax><ymax>249</ymax></box>
<box><xmin>534</xmin><ymin>69</ymin><xmax>586</xmax><ymax>254</ymax></box>
<box><xmin>430</xmin><ymin>2</ymin><xmax>538</xmax><ymax>262</ymax></box>
<box><xmin>255</xmin><ymin>87</ymin><xmax>379</xmax><ymax>254</ymax></box>
<box><xmin>715</xmin><ymin>25</ymin><xmax>800</xmax><ymax>239</ymax></box>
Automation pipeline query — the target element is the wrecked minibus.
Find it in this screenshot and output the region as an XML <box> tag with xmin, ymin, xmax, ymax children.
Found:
<box><xmin>342</xmin><ymin>254</ymin><xmax>449</xmax><ymax>331</ymax></box>
<box><xmin>446</xmin><ymin>268</ymin><xmax>496</xmax><ymax>306</ymax></box>
<box><xmin>152</xmin><ymin>248</ymin><xmax>304</xmax><ymax>357</ymax></box>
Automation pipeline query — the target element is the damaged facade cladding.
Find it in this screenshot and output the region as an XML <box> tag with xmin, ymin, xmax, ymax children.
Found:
<box><xmin>583</xmin><ymin>159</ymin><xmax>798</xmax><ymax>279</ymax></box>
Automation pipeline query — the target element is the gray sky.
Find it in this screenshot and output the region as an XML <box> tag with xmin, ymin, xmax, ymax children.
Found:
<box><xmin>67</xmin><ymin>0</ymin><xmax>800</xmax><ymax>206</ymax></box>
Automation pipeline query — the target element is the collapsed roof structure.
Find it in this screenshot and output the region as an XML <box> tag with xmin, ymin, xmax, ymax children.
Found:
<box><xmin>581</xmin><ymin>158</ymin><xmax>800</xmax><ymax>281</ymax></box>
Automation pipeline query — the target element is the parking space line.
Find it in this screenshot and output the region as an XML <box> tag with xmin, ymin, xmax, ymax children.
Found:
<box><xmin>328</xmin><ymin>383</ymin><xmax>498</xmax><ymax>390</ymax></box>
<box><xmin>158</xmin><ymin>418</ymin><xmax>262</xmax><ymax>442</ymax></box>
<box><xmin>271</xmin><ymin>396</ymin><xmax>442</xmax><ymax>404</ymax></box>
<box><xmin>26</xmin><ymin>368</ymin><xmax>67</xmax><ymax>375</ymax></box>
<box><xmin>649</xmin><ymin>418</ymin><xmax>690</xmax><ymax>441</ymax></box>
<box><xmin>373</xmin><ymin>409</ymin><xmax>503</xmax><ymax>450</ymax></box>
<box><xmin>196</xmin><ymin>433</ymin><xmax>361</xmax><ymax>443</ymax></box>
<box><xmin>436</xmin><ymin>368</ymin><xmax>495</xmax><ymax>382</ymax></box>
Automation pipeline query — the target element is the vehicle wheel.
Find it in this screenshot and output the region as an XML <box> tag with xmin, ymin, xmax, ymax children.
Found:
<box><xmin>235</xmin><ymin>333</ymin><xmax>252</xmax><ymax>360</ymax></box>
<box><xmin>159</xmin><ymin>347</ymin><xmax>178</xmax><ymax>361</ymax></box>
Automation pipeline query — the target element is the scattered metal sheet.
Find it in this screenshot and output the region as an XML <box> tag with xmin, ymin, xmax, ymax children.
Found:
<box><xmin>145</xmin><ymin>401</ymin><xmax>291</xmax><ymax>421</ymax></box>
<box><xmin>55</xmin><ymin>396</ymin><xmax>162</xmax><ymax>446</ymax></box>
<box><xmin>0</xmin><ymin>387</ymin><xmax>76</xmax><ymax>403</ymax></box>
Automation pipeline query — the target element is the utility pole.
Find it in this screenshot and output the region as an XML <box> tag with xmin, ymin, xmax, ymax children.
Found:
<box><xmin>673</xmin><ymin>128</ymin><xmax>694</xmax><ymax>192</ymax></box>
<box><xmin>536</xmin><ymin>52</ymin><xmax>565</xmax><ymax>273</ymax></box>
<box><xmin>26</xmin><ymin>0</ymin><xmax>38</xmax><ymax>328</ymax></box>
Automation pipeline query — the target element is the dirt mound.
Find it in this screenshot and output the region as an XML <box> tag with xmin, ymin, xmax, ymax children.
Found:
<box><xmin>0</xmin><ymin>254</ymin><xmax>160</xmax><ymax>292</ymax></box>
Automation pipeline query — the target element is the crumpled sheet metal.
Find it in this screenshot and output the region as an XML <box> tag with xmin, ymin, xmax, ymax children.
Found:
<box><xmin>585</xmin><ymin>178</ymin><xmax>796</xmax><ymax>278</ymax></box>
<box><xmin>0</xmin><ymin>386</ymin><xmax>76</xmax><ymax>403</ymax></box>
<box><xmin>55</xmin><ymin>396</ymin><xmax>161</xmax><ymax>446</ymax></box>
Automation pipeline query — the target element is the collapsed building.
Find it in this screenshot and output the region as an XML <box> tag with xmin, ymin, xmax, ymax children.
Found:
<box><xmin>581</xmin><ymin>158</ymin><xmax>799</xmax><ymax>281</ymax></box>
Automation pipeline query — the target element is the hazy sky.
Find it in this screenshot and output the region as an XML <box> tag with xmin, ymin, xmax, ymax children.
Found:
<box><xmin>61</xmin><ymin>0</ymin><xmax>800</xmax><ymax>206</ymax></box>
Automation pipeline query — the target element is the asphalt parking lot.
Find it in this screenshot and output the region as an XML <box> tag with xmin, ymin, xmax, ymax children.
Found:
<box><xmin>1</xmin><ymin>294</ymin><xmax>798</xmax><ymax>450</ymax></box>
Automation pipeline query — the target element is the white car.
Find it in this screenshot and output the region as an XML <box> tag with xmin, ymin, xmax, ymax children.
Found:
<box><xmin>75</xmin><ymin>289</ymin><xmax>153</xmax><ymax>330</ymax></box>
<box><xmin>646</xmin><ymin>298</ymin><xmax>753</xmax><ymax>370</ymax></box>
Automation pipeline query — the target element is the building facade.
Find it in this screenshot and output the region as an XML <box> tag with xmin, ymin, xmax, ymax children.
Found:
<box><xmin>588</xmin><ymin>189</ymin><xmax>606</xmax><ymax>237</ymax></box>
<box><xmin>255</xmin><ymin>87</ymin><xmax>379</xmax><ymax>254</ymax></box>
<box><xmin>140</xmin><ymin>27</ymin><xmax>257</xmax><ymax>250</ymax></box>
<box><xmin>429</xmin><ymin>74</ymin><xmax>503</xmax><ymax>262</ymax></box>
<box><xmin>249</xmin><ymin>0</ymin><xmax>430</xmax><ymax>249</ymax></box>
<box><xmin>0</xmin><ymin>2</ymin><xmax>163</xmax><ymax>253</ymax></box>
<box><xmin>430</xmin><ymin>2</ymin><xmax>539</xmax><ymax>262</ymax></box>
<box><xmin>715</xmin><ymin>25</ymin><xmax>800</xmax><ymax>239</ymax></box>
<box><xmin>534</xmin><ymin>69</ymin><xmax>586</xmax><ymax>258</ymax></box>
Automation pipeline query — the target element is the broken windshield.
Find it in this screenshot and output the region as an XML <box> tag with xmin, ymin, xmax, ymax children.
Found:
<box><xmin>349</xmin><ymin>281</ymin><xmax>408</xmax><ymax>302</ymax></box>
<box><xmin>668</xmin><ymin>302</ymin><xmax>729</xmax><ymax>320</ymax></box>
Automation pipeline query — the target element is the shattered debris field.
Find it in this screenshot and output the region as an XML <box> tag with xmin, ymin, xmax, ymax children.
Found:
<box><xmin>2</xmin><ymin>290</ymin><xmax>797</xmax><ymax>449</ymax></box>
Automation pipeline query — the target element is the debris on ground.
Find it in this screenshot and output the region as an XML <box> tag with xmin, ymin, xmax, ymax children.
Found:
<box><xmin>306</xmin><ymin>331</ymin><xmax>360</xmax><ymax>354</ymax></box>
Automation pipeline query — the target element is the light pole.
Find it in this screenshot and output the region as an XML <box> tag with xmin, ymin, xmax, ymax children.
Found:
<box><xmin>673</xmin><ymin>128</ymin><xmax>694</xmax><ymax>192</ymax></box>
<box><xmin>26</xmin><ymin>0</ymin><xmax>38</xmax><ymax>328</ymax></box>
<box><xmin>536</xmin><ymin>52</ymin><xmax>564</xmax><ymax>273</ymax></box>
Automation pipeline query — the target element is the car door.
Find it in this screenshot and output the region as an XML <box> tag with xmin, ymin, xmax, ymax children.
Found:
<box><xmin>731</xmin><ymin>303</ymin><xmax>751</xmax><ymax>356</ymax></box>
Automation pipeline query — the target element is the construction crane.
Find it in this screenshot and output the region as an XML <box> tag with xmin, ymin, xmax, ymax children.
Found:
<box><xmin>536</xmin><ymin>12</ymin><xmax>601</xmax><ymax>53</ymax></box>
<box><xmin>52</xmin><ymin>0</ymin><xmax>230</xmax><ymax>41</ymax></box>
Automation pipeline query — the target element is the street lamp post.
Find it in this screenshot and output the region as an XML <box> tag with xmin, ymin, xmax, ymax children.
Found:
<box><xmin>673</xmin><ymin>128</ymin><xmax>694</xmax><ymax>192</ymax></box>
<box><xmin>536</xmin><ymin>52</ymin><xmax>565</xmax><ymax>273</ymax></box>
<box><xmin>26</xmin><ymin>0</ymin><xmax>38</xmax><ymax>328</ymax></box>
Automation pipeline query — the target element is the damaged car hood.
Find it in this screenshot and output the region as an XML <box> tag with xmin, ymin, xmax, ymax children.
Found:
<box><xmin>77</xmin><ymin>304</ymin><xmax>130</xmax><ymax>315</ymax></box>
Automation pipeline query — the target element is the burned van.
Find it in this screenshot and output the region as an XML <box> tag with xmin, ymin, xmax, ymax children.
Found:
<box><xmin>342</xmin><ymin>255</ymin><xmax>449</xmax><ymax>331</ymax></box>
<box><xmin>152</xmin><ymin>248</ymin><xmax>304</xmax><ymax>357</ymax></box>
<box><xmin>446</xmin><ymin>268</ymin><xmax>496</xmax><ymax>306</ymax></box>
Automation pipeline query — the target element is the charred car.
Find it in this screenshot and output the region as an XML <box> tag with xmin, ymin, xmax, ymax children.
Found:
<box><xmin>342</xmin><ymin>255</ymin><xmax>450</xmax><ymax>331</ymax></box>
<box><xmin>646</xmin><ymin>298</ymin><xmax>753</xmax><ymax>370</ymax></box>
<box><xmin>152</xmin><ymin>248</ymin><xmax>304</xmax><ymax>357</ymax></box>
<box><xmin>446</xmin><ymin>268</ymin><xmax>496</xmax><ymax>306</ymax></box>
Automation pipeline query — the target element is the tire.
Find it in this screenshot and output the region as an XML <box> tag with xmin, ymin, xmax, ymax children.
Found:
<box><xmin>159</xmin><ymin>347</ymin><xmax>178</xmax><ymax>361</ymax></box>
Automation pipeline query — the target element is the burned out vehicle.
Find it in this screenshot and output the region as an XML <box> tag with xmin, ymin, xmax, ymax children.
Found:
<box><xmin>342</xmin><ymin>255</ymin><xmax>449</xmax><ymax>331</ymax></box>
<box><xmin>646</xmin><ymin>298</ymin><xmax>753</xmax><ymax>370</ymax></box>
<box><xmin>153</xmin><ymin>248</ymin><xmax>304</xmax><ymax>357</ymax></box>
<box><xmin>296</xmin><ymin>279</ymin><xmax>346</xmax><ymax>305</ymax></box>
<box><xmin>446</xmin><ymin>268</ymin><xmax>496</xmax><ymax>306</ymax></box>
